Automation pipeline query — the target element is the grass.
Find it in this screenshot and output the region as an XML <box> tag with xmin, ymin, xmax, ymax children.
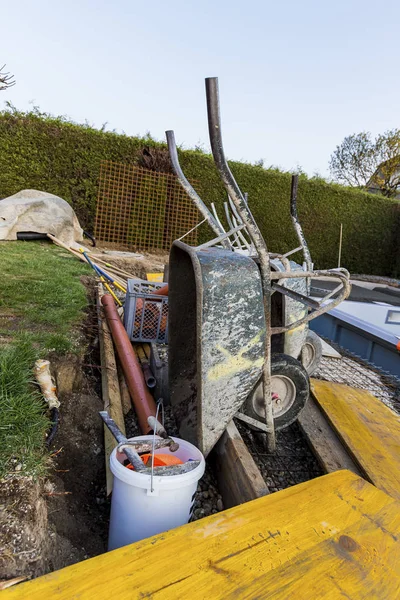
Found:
<box><xmin>0</xmin><ymin>338</ymin><xmax>50</xmax><ymax>477</ymax></box>
<box><xmin>0</xmin><ymin>240</ymin><xmax>91</xmax><ymax>478</ymax></box>
<box><xmin>0</xmin><ymin>240</ymin><xmax>90</xmax><ymax>353</ymax></box>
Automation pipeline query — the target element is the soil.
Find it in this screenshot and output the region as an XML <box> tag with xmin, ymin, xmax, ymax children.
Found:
<box><xmin>0</xmin><ymin>277</ymin><xmax>108</xmax><ymax>583</ymax></box>
<box><xmin>0</xmin><ymin>478</ymin><xmax>48</xmax><ymax>581</ymax></box>
<box><xmin>0</xmin><ymin>253</ymin><xmax>167</xmax><ymax>586</ymax></box>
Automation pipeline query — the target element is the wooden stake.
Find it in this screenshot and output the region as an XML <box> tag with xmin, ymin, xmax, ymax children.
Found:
<box><xmin>97</xmin><ymin>284</ymin><xmax>126</xmax><ymax>495</ymax></box>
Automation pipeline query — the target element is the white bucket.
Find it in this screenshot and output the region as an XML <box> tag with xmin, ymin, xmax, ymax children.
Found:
<box><xmin>108</xmin><ymin>435</ymin><xmax>205</xmax><ymax>550</ymax></box>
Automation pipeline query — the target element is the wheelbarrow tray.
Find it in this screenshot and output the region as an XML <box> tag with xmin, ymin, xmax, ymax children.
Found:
<box><xmin>169</xmin><ymin>241</ymin><xmax>266</xmax><ymax>456</ymax></box>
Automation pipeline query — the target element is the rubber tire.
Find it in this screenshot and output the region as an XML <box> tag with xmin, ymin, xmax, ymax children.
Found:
<box><xmin>301</xmin><ymin>330</ymin><xmax>323</xmax><ymax>376</ymax></box>
<box><xmin>244</xmin><ymin>354</ymin><xmax>310</xmax><ymax>431</ymax></box>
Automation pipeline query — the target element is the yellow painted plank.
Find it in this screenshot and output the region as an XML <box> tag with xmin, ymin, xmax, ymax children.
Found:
<box><xmin>311</xmin><ymin>378</ymin><xmax>400</xmax><ymax>501</ymax></box>
<box><xmin>146</xmin><ymin>272</ymin><xmax>164</xmax><ymax>282</ymax></box>
<box><xmin>4</xmin><ymin>470</ymin><xmax>400</xmax><ymax>599</ymax></box>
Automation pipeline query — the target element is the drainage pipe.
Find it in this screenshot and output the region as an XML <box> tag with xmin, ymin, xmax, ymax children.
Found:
<box><xmin>101</xmin><ymin>294</ymin><xmax>158</xmax><ymax>434</ymax></box>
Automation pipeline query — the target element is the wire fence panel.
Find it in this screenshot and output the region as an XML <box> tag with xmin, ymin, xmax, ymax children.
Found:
<box><xmin>95</xmin><ymin>161</ymin><xmax>201</xmax><ymax>251</ymax></box>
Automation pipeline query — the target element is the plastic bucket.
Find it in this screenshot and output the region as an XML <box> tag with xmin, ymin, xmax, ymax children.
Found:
<box><xmin>108</xmin><ymin>435</ymin><xmax>205</xmax><ymax>550</ymax></box>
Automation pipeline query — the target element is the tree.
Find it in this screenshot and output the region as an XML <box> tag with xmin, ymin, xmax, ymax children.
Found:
<box><xmin>329</xmin><ymin>130</ymin><xmax>400</xmax><ymax>198</ymax></box>
<box><xmin>0</xmin><ymin>65</ymin><xmax>15</xmax><ymax>91</ymax></box>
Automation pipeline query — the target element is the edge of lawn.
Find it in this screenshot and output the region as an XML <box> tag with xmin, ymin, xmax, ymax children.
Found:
<box><xmin>0</xmin><ymin>241</ymin><xmax>91</xmax><ymax>478</ymax></box>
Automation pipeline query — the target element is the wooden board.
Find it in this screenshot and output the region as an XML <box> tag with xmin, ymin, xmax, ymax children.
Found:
<box><xmin>298</xmin><ymin>396</ymin><xmax>363</xmax><ymax>476</ymax></box>
<box><xmin>146</xmin><ymin>272</ymin><xmax>164</xmax><ymax>282</ymax></box>
<box><xmin>117</xmin><ymin>362</ymin><xmax>133</xmax><ymax>416</ymax></box>
<box><xmin>311</xmin><ymin>378</ymin><xmax>400</xmax><ymax>501</ymax></box>
<box><xmin>4</xmin><ymin>470</ymin><xmax>400</xmax><ymax>599</ymax></box>
<box><xmin>97</xmin><ymin>284</ymin><xmax>126</xmax><ymax>495</ymax></box>
<box><xmin>212</xmin><ymin>420</ymin><xmax>269</xmax><ymax>508</ymax></box>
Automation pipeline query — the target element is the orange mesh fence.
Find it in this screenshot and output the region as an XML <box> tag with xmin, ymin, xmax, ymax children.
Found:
<box><xmin>95</xmin><ymin>161</ymin><xmax>201</xmax><ymax>251</ymax></box>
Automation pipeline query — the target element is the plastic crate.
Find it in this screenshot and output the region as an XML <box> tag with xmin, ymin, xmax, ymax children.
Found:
<box><xmin>124</xmin><ymin>280</ymin><xmax>168</xmax><ymax>343</ymax></box>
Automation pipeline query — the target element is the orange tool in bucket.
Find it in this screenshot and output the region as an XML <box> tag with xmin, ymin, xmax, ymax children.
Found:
<box><xmin>126</xmin><ymin>453</ymin><xmax>183</xmax><ymax>470</ymax></box>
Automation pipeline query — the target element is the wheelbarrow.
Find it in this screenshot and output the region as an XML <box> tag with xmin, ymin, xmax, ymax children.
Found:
<box><xmin>166</xmin><ymin>77</ymin><xmax>351</xmax><ymax>455</ymax></box>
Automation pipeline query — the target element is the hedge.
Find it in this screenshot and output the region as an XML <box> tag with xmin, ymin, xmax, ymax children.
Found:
<box><xmin>0</xmin><ymin>105</ymin><xmax>398</xmax><ymax>276</ymax></box>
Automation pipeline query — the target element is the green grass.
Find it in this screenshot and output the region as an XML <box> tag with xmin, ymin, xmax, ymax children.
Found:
<box><xmin>0</xmin><ymin>241</ymin><xmax>91</xmax><ymax>477</ymax></box>
<box><xmin>0</xmin><ymin>338</ymin><xmax>50</xmax><ymax>477</ymax></box>
<box><xmin>0</xmin><ymin>240</ymin><xmax>90</xmax><ymax>353</ymax></box>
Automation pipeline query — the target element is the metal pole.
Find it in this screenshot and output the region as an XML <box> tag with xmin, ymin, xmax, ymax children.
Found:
<box><xmin>205</xmin><ymin>77</ymin><xmax>275</xmax><ymax>452</ymax></box>
<box><xmin>99</xmin><ymin>411</ymin><xmax>146</xmax><ymax>472</ymax></box>
<box><xmin>338</xmin><ymin>223</ymin><xmax>343</xmax><ymax>268</ymax></box>
<box><xmin>165</xmin><ymin>130</ymin><xmax>230</xmax><ymax>249</ymax></box>
<box><xmin>290</xmin><ymin>175</ymin><xmax>312</xmax><ymax>294</ymax></box>
<box><xmin>290</xmin><ymin>175</ymin><xmax>312</xmax><ymax>272</ymax></box>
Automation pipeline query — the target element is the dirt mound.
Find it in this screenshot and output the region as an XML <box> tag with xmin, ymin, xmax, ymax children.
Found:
<box><xmin>0</xmin><ymin>478</ymin><xmax>48</xmax><ymax>580</ymax></box>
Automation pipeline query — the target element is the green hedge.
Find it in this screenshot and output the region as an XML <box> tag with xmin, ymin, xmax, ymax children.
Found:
<box><xmin>0</xmin><ymin>105</ymin><xmax>398</xmax><ymax>276</ymax></box>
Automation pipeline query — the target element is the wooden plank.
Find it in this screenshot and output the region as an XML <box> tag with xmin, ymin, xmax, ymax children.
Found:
<box><xmin>311</xmin><ymin>378</ymin><xmax>400</xmax><ymax>501</ymax></box>
<box><xmin>298</xmin><ymin>396</ymin><xmax>363</xmax><ymax>476</ymax></box>
<box><xmin>97</xmin><ymin>284</ymin><xmax>126</xmax><ymax>495</ymax></box>
<box><xmin>212</xmin><ymin>420</ymin><xmax>269</xmax><ymax>508</ymax></box>
<box><xmin>146</xmin><ymin>272</ymin><xmax>164</xmax><ymax>282</ymax></box>
<box><xmin>4</xmin><ymin>471</ymin><xmax>400</xmax><ymax>599</ymax></box>
<box><xmin>117</xmin><ymin>362</ymin><xmax>133</xmax><ymax>416</ymax></box>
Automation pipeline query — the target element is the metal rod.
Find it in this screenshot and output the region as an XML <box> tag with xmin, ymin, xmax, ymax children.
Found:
<box><xmin>211</xmin><ymin>202</ymin><xmax>227</xmax><ymax>235</ymax></box>
<box><xmin>228</xmin><ymin>197</ymin><xmax>253</xmax><ymax>252</ymax></box>
<box><xmin>205</xmin><ymin>76</ymin><xmax>275</xmax><ymax>451</ymax></box>
<box><xmin>117</xmin><ymin>439</ymin><xmax>179</xmax><ymax>453</ymax></box>
<box><xmin>176</xmin><ymin>217</ymin><xmax>207</xmax><ymax>242</ymax></box>
<box><xmin>236</xmin><ymin>412</ymin><xmax>269</xmax><ymax>433</ymax></box>
<box><xmin>271</xmin><ymin>282</ymin><xmax>321</xmax><ymax>309</ymax></box>
<box><xmin>270</xmin><ymin>271</ymin><xmax>351</xmax><ymax>334</ymax></box>
<box><xmin>290</xmin><ymin>175</ymin><xmax>312</xmax><ymax>271</ymax></box>
<box><xmin>224</xmin><ymin>201</ymin><xmax>243</xmax><ymax>249</ymax></box>
<box><xmin>195</xmin><ymin>224</ymin><xmax>246</xmax><ymax>250</ymax></box>
<box><xmin>338</xmin><ymin>223</ymin><xmax>343</xmax><ymax>268</ymax></box>
<box><xmin>100</xmin><ymin>411</ymin><xmax>196</xmax><ymax>475</ymax></box>
<box><xmin>282</xmin><ymin>245</ymin><xmax>303</xmax><ymax>259</ymax></box>
<box><xmin>99</xmin><ymin>411</ymin><xmax>146</xmax><ymax>472</ymax></box>
<box><xmin>290</xmin><ymin>175</ymin><xmax>312</xmax><ymax>293</ymax></box>
<box><xmin>166</xmin><ymin>129</ymin><xmax>230</xmax><ymax>249</ymax></box>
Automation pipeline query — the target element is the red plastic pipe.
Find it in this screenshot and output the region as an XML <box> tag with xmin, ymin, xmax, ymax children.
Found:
<box><xmin>101</xmin><ymin>294</ymin><xmax>158</xmax><ymax>434</ymax></box>
<box><xmin>155</xmin><ymin>284</ymin><xmax>168</xmax><ymax>296</ymax></box>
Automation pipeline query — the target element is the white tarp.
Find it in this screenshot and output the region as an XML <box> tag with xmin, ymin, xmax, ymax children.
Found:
<box><xmin>0</xmin><ymin>189</ymin><xmax>84</xmax><ymax>246</ymax></box>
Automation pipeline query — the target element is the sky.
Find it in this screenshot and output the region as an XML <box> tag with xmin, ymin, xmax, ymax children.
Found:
<box><xmin>2</xmin><ymin>0</ymin><xmax>399</xmax><ymax>177</ymax></box>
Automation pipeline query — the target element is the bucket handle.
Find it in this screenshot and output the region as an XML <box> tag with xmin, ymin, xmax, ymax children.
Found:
<box><xmin>148</xmin><ymin>400</ymin><xmax>163</xmax><ymax>496</ymax></box>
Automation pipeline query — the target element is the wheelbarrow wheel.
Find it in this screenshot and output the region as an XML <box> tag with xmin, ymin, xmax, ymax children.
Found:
<box><xmin>244</xmin><ymin>354</ymin><xmax>310</xmax><ymax>431</ymax></box>
<box><xmin>301</xmin><ymin>330</ymin><xmax>322</xmax><ymax>376</ymax></box>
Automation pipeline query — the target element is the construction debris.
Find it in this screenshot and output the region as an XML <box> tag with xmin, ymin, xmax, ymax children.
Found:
<box><xmin>34</xmin><ymin>360</ymin><xmax>60</xmax><ymax>409</ymax></box>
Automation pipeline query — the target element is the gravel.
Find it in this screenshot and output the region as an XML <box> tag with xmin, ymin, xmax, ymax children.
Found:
<box><xmin>314</xmin><ymin>343</ymin><xmax>400</xmax><ymax>414</ymax></box>
<box><xmin>237</xmin><ymin>420</ymin><xmax>323</xmax><ymax>493</ymax></box>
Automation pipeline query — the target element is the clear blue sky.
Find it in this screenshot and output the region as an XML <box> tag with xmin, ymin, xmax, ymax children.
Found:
<box><xmin>3</xmin><ymin>0</ymin><xmax>399</xmax><ymax>177</ymax></box>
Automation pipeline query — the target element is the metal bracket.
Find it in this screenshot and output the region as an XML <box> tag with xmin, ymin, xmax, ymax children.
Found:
<box><xmin>271</xmin><ymin>282</ymin><xmax>321</xmax><ymax>310</ymax></box>
<box><xmin>194</xmin><ymin>224</ymin><xmax>246</xmax><ymax>251</ymax></box>
<box><xmin>236</xmin><ymin>412</ymin><xmax>270</xmax><ymax>433</ymax></box>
